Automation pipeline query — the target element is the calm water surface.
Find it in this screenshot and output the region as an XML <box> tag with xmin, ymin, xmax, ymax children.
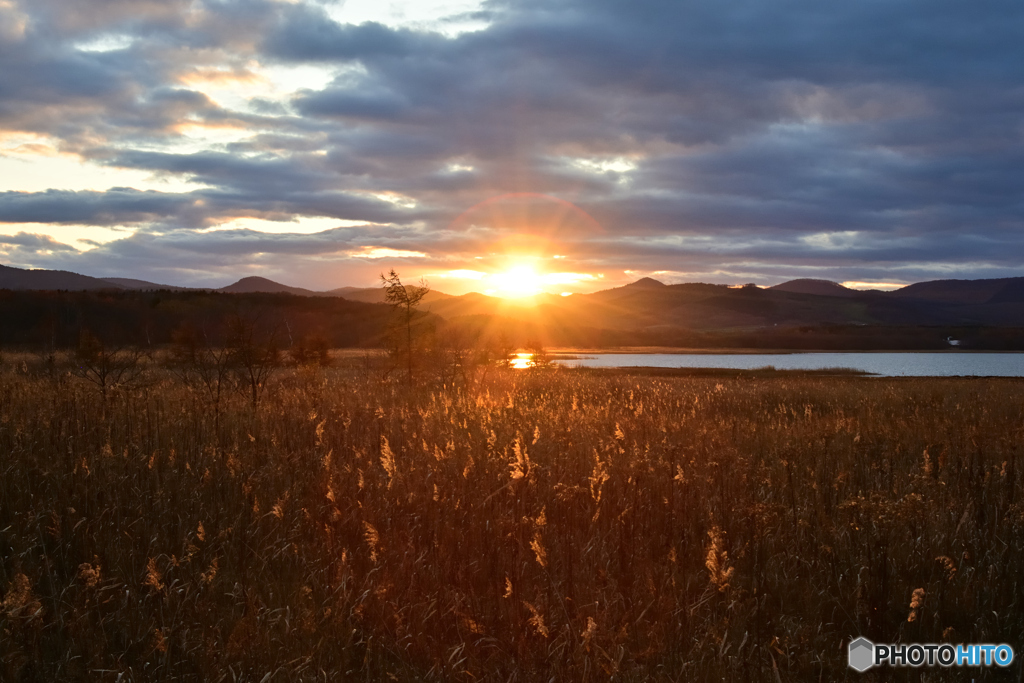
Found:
<box><xmin>551</xmin><ymin>352</ymin><xmax>1024</xmax><ymax>377</ymax></box>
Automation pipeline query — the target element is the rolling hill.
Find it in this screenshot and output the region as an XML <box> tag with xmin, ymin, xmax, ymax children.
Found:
<box><xmin>770</xmin><ymin>279</ymin><xmax>857</xmax><ymax>297</ymax></box>
<box><xmin>101</xmin><ymin>277</ymin><xmax>194</xmax><ymax>291</ymax></box>
<box><xmin>0</xmin><ymin>263</ymin><xmax>123</xmax><ymax>291</ymax></box>
<box><xmin>218</xmin><ymin>276</ymin><xmax>318</xmax><ymax>296</ymax></box>
<box><xmin>2</xmin><ymin>262</ymin><xmax>1024</xmax><ymax>348</ymax></box>
<box><xmin>890</xmin><ymin>277</ymin><xmax>1024</xmax><ymax>304</ymax></box>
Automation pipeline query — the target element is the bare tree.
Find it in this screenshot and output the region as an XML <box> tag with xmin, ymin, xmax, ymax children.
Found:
<box><xmin>290</xmin><ymin>332</ymin><xmax>332</xmax><ymax>367</ymax></box>
<box><xmin>380</xmin><ymin>269</ymin><xmax>429</xmax><ymax>384</ymax></box>
<box><xmin>168</xmin><ymin>323</ymin><xmax>233</xmax><ymax>433</ymax></box>
<box><xmin>488</xmin><ymin>333</ymin><xmax>516</xmax><ymax>369</ymax></box>
<box><xmin>525</xmin><ymin>339</ymin><xmax>553</xmax><ymax>370</ymax></box>
<box><xmin>226</xmin><ymin>312</ymin><xmax>282</xmax><ymax>410</ymax></box>
<box><xmin>72</xmin><ymin>328</ymin><xmax>144</xmax><ymax>405</ymax></box>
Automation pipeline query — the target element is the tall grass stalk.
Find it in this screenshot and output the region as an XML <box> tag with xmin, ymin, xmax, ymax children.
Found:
<box><xmin>1</xmin><ymin>361</ymin><xmax>1022</xmax><ymax>681</ymax></box>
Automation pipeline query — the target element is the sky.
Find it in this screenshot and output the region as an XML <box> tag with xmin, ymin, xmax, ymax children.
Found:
<box><xmin>2</xmin><ymin>0</ymin><xmax>1024</xmax><ymax>296</ymax></box>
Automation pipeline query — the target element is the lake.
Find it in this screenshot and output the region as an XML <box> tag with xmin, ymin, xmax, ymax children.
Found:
<box><xmin>545</xmin><ymin>352</ymin><xmax>1024</xmax><ymax>377</ymax></box>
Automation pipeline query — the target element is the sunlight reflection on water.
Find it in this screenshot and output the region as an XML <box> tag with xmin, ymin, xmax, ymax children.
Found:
<box><xmin>553</xmin><ymin>352</ymin><xmax>1024</xmax><ymax>376</ymax></box>
<box><xmin>510</xmin><ymin>352</ymin><xmax>533</xmax><ymax>369</ymax></box>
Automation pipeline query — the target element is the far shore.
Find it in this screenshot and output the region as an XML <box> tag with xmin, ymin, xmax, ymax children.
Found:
<box><xmin>547</xmin><ymin>347</ymin><xmax>1024</xmax><ymax>355</ymax></box>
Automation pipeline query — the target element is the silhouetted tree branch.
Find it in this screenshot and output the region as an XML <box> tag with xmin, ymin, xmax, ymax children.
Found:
<box><xmin>226</xmin><ymin>312</ymin><xmax>281</xmax><ymax>409</ymax></box>
<box><xmin>72</xmin><ymin>328</ymin><xmax>144</xmax><ymax>405</ymax></box>
<box><xmin>168</xmin><ymin>322</ymin><xmax>233</xmax><ymax>434</ymax></box>
<box><xmin>380</xmin><ymin>269</ymin><xmax>429</xmax><ymax>384</ymax></box>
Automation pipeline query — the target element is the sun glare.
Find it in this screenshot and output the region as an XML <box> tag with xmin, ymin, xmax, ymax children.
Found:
<box><xmin>436</xmin><ymin>258</ymin><xmax>601</xmax><ymax>297</ymax></box>
<box><xmin>509</xmin><ymin>352</ymin><xmax>534</xmax><ymax>369</ymax></box>
<box><xmin>491</xmin><ymin>265</ymin><xmax>543</xmax><ymax>297</ymax></box>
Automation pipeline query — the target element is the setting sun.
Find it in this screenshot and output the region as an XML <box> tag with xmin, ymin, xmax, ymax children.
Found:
<box><xmin>433</xmin><ymin>255</ymin><xmax>601</xmax><ymax>297</ymax></box>
<box><xmin>490</xmin><ymin>265</ymin><xmax>544</xmax><ymax>297</ymax></box>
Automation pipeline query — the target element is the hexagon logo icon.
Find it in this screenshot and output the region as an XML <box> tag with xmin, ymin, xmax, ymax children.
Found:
<box><xmin>848</xmin><ymin>637</ymin><xmax>874</xmax><ymax>672</ymax></box>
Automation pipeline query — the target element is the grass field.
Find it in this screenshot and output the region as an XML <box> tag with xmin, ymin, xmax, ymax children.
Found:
<box><xmin>1</xmin><ymin>358</ymin><xmax>1022</xmax><ymax>681</ymax></box>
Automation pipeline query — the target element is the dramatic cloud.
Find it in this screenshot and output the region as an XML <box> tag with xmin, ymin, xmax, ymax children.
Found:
<box><xmin>1</xmin><ymin>0</ymin><xmax>1023</xmax><ymax>291</ymax></box>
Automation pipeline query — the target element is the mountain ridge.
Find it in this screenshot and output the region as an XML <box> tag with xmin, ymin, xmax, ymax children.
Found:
<box><xmin>2</xmin><ymin>262</ymin><xmax>1024</xmax><ymax>334</ymax></box>
<box><xmin>771</xmin><ymin>279</ymin><xmax>857</xmax><ymax>298</ymax></box>
<box><xmin>218</xmin><ymin>276</ymin><xmax>319</xmax><ymax>296</ymax></box>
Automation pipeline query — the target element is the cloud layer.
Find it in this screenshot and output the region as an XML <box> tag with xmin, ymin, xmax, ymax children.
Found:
<box><xmin>2</xmin><ymin>0</ymin><xmax>1023</xmax><ymax>290</ymax></box>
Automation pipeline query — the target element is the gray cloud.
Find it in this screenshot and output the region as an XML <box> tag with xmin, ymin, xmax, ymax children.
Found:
<box><xmin>264</xmin><ymin>13</ymin><xmax>428</xmax><ymax>62</ymax></box>
<box><xmin>1</xmin><ymin>0</ymin><xmax>1023</xmax><ymax>288</ymax></box>
<box><xmin>0</xmin><ymin>231</ymin><xmax>80</xmax><ymax>250</ymax></box>
<box><xmin>0</xmin><ymin>189</ymin><xmax>190</xmax><ymax>225</ymax></box>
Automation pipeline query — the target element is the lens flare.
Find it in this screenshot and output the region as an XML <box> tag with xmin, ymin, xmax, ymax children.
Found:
<box><xmin>491</xmin><ymin>265</ymin><xmax>543</xmax><ymax>297</ymax></box>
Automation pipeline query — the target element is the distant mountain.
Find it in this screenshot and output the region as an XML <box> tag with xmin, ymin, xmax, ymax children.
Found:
<box><xmin>102</xmin><ymin>277</ymin><xmax>194</xmax><ymax>291</ymax></box>
<box><xmin>327</xmin><ymin>286</ymin><xmax>379</xmax><ymax>301</ymax></box>
<box><xmin>624</xmin><ymin>277</ymin><xmax>666</xmax><ymax>289</ymax></box>
<box><xmin>3</xmin><ymin>262</ymin><xmax>1024</xmax><ymax>344</ymax></box>
<box><xmin>771</xmin><ymin>279</ymin><xmax>856</xmax><ymax>298</ymax></box>
<box><xmin>890</xmin><ymin>277</ymin><xmax>1024</xmax><ymax>304</ymax></box>
<box><xmin>988</xmin><ymin>279</ymin><xmax>1024</xmax><ymax>304</ymax></box>
<box><xmin>0</xmin><ymin>263</ymin><xmax>123</xmax><ymax>291</ymax></box>
<box><xmin>218</xmin><ymin>276</ymin><xmax>318</xmax><ymax>296</ymax></box>
<box><xmin>420</xmin><ymin>274</ymin><xmax>1024</xmax><ymax>338</ymax></box>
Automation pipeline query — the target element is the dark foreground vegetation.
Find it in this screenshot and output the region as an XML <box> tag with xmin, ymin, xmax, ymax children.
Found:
<box><xmin>1</xmin><ymin>357</ymin><xmax>1023</xmax><ymax>681</ymax></box>
<box><xmin>0</xmin><ymin>289</ymin><xmax>394</xmax><ymax>350</ymax></box>
<box><xmin>4</xmin><ymin>287</ymin><xmax>1024</xmax><ymax>351</ymax></box>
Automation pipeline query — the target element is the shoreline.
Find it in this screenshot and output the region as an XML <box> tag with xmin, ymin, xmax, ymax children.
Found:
<box><xmin>548</xmin><ymin>347</ymin><xmax>1024</xmax><ymax>355</ymax></box>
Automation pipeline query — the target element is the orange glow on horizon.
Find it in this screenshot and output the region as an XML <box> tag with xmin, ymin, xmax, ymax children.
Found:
<box><xmin>429</xmin><ymin>193</ymin><xmax>609</xmax><ymax>297</ymax></box>
<box><xmin>841</xmin><ymin>280</ymin><xmax>907</xmax><ymax>291</ymax></box>
<box><xmin>434</xmin><ymin>257</ymin><xmax>600</xmax><ymax>298</ymax></box>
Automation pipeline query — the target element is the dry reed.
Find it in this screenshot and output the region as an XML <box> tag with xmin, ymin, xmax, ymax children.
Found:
<box><xmin>0</xmin><ymin>358</ymin><xmax>1022</xmax><ymax>681</ymax></box>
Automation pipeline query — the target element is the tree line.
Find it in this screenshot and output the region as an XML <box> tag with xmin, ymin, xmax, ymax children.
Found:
<box><xmin>4</xmin><ymin>273</ymin><xmax>546</xmax><ymax>416</ymax></box>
